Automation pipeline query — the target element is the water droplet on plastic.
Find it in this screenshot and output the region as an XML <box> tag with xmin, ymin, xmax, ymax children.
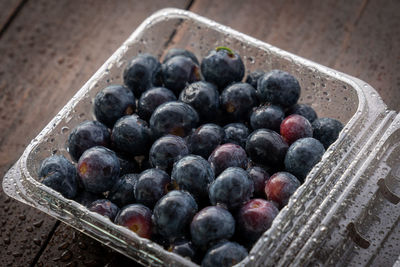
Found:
<box><xmin>61</xmin><ymin>127</ymin><xmax>69</xmax><ymax>134</ymax></box>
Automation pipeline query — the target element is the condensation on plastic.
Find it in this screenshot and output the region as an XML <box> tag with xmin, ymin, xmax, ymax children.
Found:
<box><xmin>2</xmin><ymin>8</ymin><xmax>399</xmax><ymax>267</ymax></box>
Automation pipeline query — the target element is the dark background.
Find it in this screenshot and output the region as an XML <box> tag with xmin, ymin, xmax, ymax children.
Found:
<box><xmin>0</xmin><ymin>0</ymin><xmax>398</xmax><ymax>266</ymax></box>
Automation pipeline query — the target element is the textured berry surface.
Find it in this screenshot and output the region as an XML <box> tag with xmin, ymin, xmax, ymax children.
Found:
<box><xmin>168</xmin><ymin>239</ymin><xmax>197</xmax><ymax>261</ymax></box>
<box><xmin>208</xmin><ymin>143</ymin><xmax>248</xmax><ymax>176</ymax></box>
<box><xmin>222</xmin><ymin>123</ymin><xmax>249</xmax><ymax>148</ymax></box>
<box><xmin>187</xmin><ymin>123</ymin><xmax>224</xmax><ymax>159</ymax></box>
<box><xmin>67</xmin><ymin>120</ymin><xmax>110</xmax><ymax>161</ymax></box>
<box><xmin>134</xmin><ymin>168</ymin><xmax>171</xmax><ymax>209</ymax></box>
<box><xmin>111</xmin><ymin>114</ymin><xmax>151</xmax><ymax>157</ymax></box>
<box><xmin>39</xmin><ymin>155</ymin><xmax>78</xmax><ymax>199</ymax></box>
<box><xmin>171</xmin><ymin>155</ymin><xmax>214</xmax><ymax>202</ymax></box>
<box><xmin>284</xmin><ymin>137</ymin><xmax>325</xmax><ymax>180</ymax></box>
<box><xmin>265</xmin><ymin>172</ymin><xmax>301</xmax><ymax>208</ymax></box>
<box><xmin>115</xmin><ymin>204</ymin><xmax>153</xmax><ymax>239</ymax></box>
<box><xmin>163</xmin><ymin>48</ymin><xmax>199</xmax><ymax>64</ymax></box>
<box><xmin>201</xmin><ymin>47</ymin><xmax>245</xmax><ymax>90</ymax></box>
<box><xmin>246</xmin><ymin>128</ymin><xmax>288</xmax><ymax>166</ymax></box>
<box><xmin>77</xmin><ymin>146</ymin><xmax>120</xmax><ymax>194</ymax></box>
<box><xmin>179</xmin><ymin>81</ymin><xmax>220</xmax><ymax>122</ymax></box>
<box><xmin>123</xmin><ymin>53</ymin><xmax>162</xmax><ymax>97</ymax></box>
<box><xmin>116</xmin><ymin>154</ymin><xmax>139</xmax><ymax>176</ymax></box>
<box><xmin>152</xmin><ymin>190</ymin><xmax>198</xmax><ymax>241</ymax></box>
<box><xmin>245</xmin><ymin>70</ymin><xmax>265</xmax><ymax>89</ymax></box>
<box><xmin>236</xmin><ymin>199</ymin><xmax>279</xmax><ymax>244</ymax></box>
<box><xmin>286</xmin><ymin>103</ymin><xmax>318</xmax><ymax>123</ymax></box>
<box><xmin>257</xmin><ymin>70</ymin><xmax>301</xmax><ymax>107</ymax></box>
<box><xmin>137</xmin><ymin>87</ymin><xmax>176</xmax><ymax>121</ymax></box>
<box><xmin>150</xmin><ymin>101</ymin><xmax>199</xmax><ymax>138</ymax></box>
<box><xmin>162</xmin><ymin>55</ymin><xmax>201</xmax><ymax>95</ymax></box>
<box><xmin>312</xmin><ymin>117</ymin><xmax>343</xmax><ymax>149</ymax></box>
<box><xmin>88</xmin><ymin>199</ymin><xmax>119</xmax><ymax>221</ymax></box>
<box><xmin>250</xmin><ymin>104</ymin><xmax>285</xmax><ymax>132</ymax></box>
<box><xmin>74</xmin><ymin>191</ymin><xmax>103</xmax><ymax>207</ymax></box>
<box><xmin>149</xmin><ymin>135</ymin><xmax>189</xmax><ymax>172</ymax></box>
<box><xmin>247</xmin><ymin>166</ymin><xmax>270</xmax><ymax>197</ymax></box>
<box><xmin>201</xmin><ymin>241</ymin><xmax>248</xmax><ymax>267</ymax></box>
<box><xmin>280</xmin><ymin>114</ymin><xmax>313</xmax><ymax>145</ymax></box>
<box><xmin>108</xmin><ymin>173</ymin><xmax>138</xmax><ymax>208</ymax></box>
<box><xmin>220</xmin><ymin>82</ymin><xmax>258</xmax><ymax>122</ymax></box>
<box><xmin>209</xmin><ymin>167</ymin><xmax>254</xmax><ymax>210</ymax></box>
<box><xmin>93</xmin><ymin>85</ymin><xmax>135</xmax><ymax>128</ymax></box>
<box><xmin>190</xmin><ymin>206</ymin><xmax>235</xmax><ymax>248</ymax></box>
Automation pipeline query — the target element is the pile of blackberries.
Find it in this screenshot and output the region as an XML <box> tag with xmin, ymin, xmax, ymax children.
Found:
<box><xmin>38</xmin><ymin>47</ymin><xmax>343</xmax><ymax>266</ymax></box>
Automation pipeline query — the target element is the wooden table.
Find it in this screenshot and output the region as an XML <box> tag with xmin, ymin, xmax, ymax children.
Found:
<box><xmin>0</xmin><ymin>0</ymin><xmax>399</xmax><ymax>266</ymax></box>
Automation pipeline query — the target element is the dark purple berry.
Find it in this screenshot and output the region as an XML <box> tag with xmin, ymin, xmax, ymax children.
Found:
<box><xmin>39</xmin><ymin>155</ymin><xmax>78</xmax><ymax>199</ymax></box>
<box><xmin>247</xmin><ymin>166</ymin><xmax>270</xmax><ymax>197</ymax></box>
<box><xmin>152</xmin><ymin>190</ymin><xmax>198</xmax><ymax>241</ymax></box>
<box><xmin>108</xmin><ymin>173</ymin><xmax>138</xmax><ymax>207</ymax></box>
<box><xmin>179</xmin><ymin>81</ymin><xmax>220</xmax><ymax>122</ymax></box>
<box><xmin>135</xmin><ymin>168</ymin><xmax>171</xmax><ymax>209</ymax></box>
<box><xmin>123</xmin><ymin>53</ymin><xmax>162</xmax><ymax>97</ymax></box>
<box><xmin>312</xmin><ymin>117</ymin><xmax>343</xmax><ymax>149</ymax></box>
<box><xmin>111</xmin><ymin>115</ymin><xmax>152</xmax><ymax>157</ymax></box>
<box><xmin>115</xmin><ymin>204</ymin><xmax>153</xmax><ymax>239</ymax></box>
<box><xmin>286</xmin><ymin>103</ymin><xmax>317</xmax><ymax>123</ymax></box>
<box><xmin>220</xmin><ymin>82</ymin><xmax>258</xmax><ymax>122</ymax></box>
<box><xmin>162</xmin><ymin>55</ymin><xmax>201</xmax><ymax>95</ymax></box>
<box><xmin>171</xmin><ymin>155</ymin><xmax>214</xmax><ymax>202</ymax></box>
<box><xmin>163</xmin><ymin>48</ymin><xmax>199</xmax><ymax>65</ymax></box>
<box><xmin>67</xmin><ymin>120</ymin><xmax>110</xmax><ymax>161</ymax></box>
<box><xmin>245</xmin><ymin>70</ymin><xmax>265</xmax><ymax>89</ymax></box>
<box><xmin>88</xmin><ymin>199</ymin><xmax>119</xmax><ymax>221</ymax></box>
<box><xmin>222</xmin><ymin>123</ymin><xmax>249</xmax><ymax>148</ymax></box>
<box><xmin>209</xmin><ymin>167</ymin><xmax>254</xmax><ymax>210</ymax></box>
<box><xmin>284</xmin><ymin>137</ymin><xmax>325</xmax><ymax>181</ymax></box>
<box><xmin>208</xmin><ymin>143</ymin><xmax>248</xmax><ymax>176</ymax></box>
<box><xmin>150</xmin><ymin>101</ymin><xmax>199</xmax><ymax>138</ymax></box>
<box><xmin>246</xmin><ymin>129</ymin><xmax>288</xmax><ymax>166</ymax></box>
<box><xmin>250</xmin><ymin>104</ymin><xmax>285</xmax><ymax>132</ymax></box>
<box><xmin>168</xmin><ymin>239</ymin><xmax>197</xmax><ymax>261</ymax></box>
<box><xmin>137</xmin><ymin>87</ymin><xmax>176</xmax><ymax>121</ymax></box>
<box><xmin>149</xmin><ymin>135</ymin><xmax>189</xmax><ymax>172</ymax></box>
<box><xmin>77</xmin><ymin>146</ymin><xmax>120</xmax><ymax>194</ymax></box>
<box><xmin>257</xmin><ymin>70</ymin><xmax>301</xmax><ymax>107</ymax></box>
<box><xmin>187</xmin><ymin>123</ymin><xmax>224</xmax><ymax>159</ymax></box>
<box><xmin>93</xmin><ymin>85</ymin><xmax>135</xmax><ymax>128</ymax></box>
<box><xmin>190</xmin><ymin>206</ymin><xmax>235</xmax><ymax>248</ymax></box>
<box><xmin>201</xmin><ymin>46</ymin><xmax>245</xmax><ymax>90</ymax></box>
<box><xmin>201</xmin><ymin>241</ymin><xmax>248</xmax><ymax>267</ymax></box>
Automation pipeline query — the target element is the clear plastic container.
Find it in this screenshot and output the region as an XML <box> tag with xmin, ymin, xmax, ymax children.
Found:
<box><xmin>3</xmin><ymin>8</ymin><xmax>399</xmax><ymax>266</ymax></box>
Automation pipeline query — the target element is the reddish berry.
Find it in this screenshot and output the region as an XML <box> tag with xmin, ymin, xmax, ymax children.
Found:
<box><xmin>265</xmin><ymin>172</ymin><xmax>300</xmax><ymax>208</ymax></box>
<box><xmin>115</xmin><ymin>204</ymin><xmax>153</xmax><ymax>239</ymax></box>
<box><xmin>280</xmin><ymin>114</ymin><xmax>312</xmax><ymax>145</ymax></box>
<box><xmin>237</xmin><ymin>199</ymin><xmax>279</xmax><ymax>244</ymax></box>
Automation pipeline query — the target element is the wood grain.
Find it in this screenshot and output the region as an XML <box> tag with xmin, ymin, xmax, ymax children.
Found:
<box><xmin>0</xmin><ymin>0</ymin><xmax>23</xmax><ymax>33</ymax></box>
<box><xmin>0</xmin><ymin>0</ymin><xmax>189</xmax><ymax>266</ymax></box>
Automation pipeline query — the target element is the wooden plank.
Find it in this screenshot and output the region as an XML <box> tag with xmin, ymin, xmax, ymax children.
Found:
<box><xmin>36</xmin><ymin>223</ymin><xmax>141</xmax><ymax>267</ymax></box>
<box><xmin>0</xmin><ymin>0</ymin><xmax>189</xmax><ymax>266</ymax></box>
<box><xmin>331</xmin><ymin>0</ymin><xmax>400</xmax><ymax>111</ymax></box>
<box><xmin>0</xmin><ymin>0</ymin><xmax>23</xmax><ymax>32</ymax></box>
